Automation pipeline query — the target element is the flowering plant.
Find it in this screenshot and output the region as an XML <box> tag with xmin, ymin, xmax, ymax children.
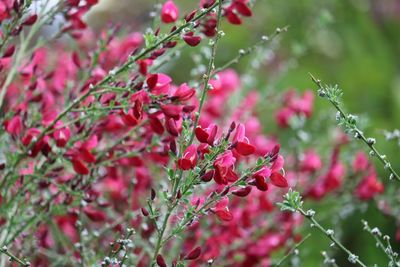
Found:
<box><xmin>0</xmin><ymin>1</ymin><xmax>399</xmax><ymax>266</ymax></box>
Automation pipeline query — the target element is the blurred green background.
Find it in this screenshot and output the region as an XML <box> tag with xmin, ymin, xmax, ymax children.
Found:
<box><xmin>89</xmin><ymin>0</ymin><xmax>400</xmax><ymax>265</ymax></box>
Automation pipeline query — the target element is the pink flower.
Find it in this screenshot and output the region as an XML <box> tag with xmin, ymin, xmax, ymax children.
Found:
<box><xmin>120</xmin><ymin>100</ymin><xmax>143</xmax><ymax>127</ymax></box>
<box><xmin>355</xmin><ymin>172</ymin><xmax>384</xmax><ymax>200</ymax></box>
<box><xmin>353</xmin><ymin>151</ymin><xmax>369</xmax><ymax>173</ymax></box>
<box><xmin>172</xmin><ymin>83</ymin><xmax>195</xmax><ymax>101</ymax></box>
<box><xmin>234</xmin><ymin>1</ymin><xmax>252</xmax><ymax>17</ymax></box>
<box><xmin>195</xmin><ymin>124</ymin><xmax>218</xmax><ymax>145</ymax></box>
<box><xmin>253</xmin><ymin>167</ymin><xmax>271</xmax><ymax>191</ymax></box>
<box><xmin>276</xmin><ymin>90</ymin><xmax>315</xmax><ymax>128</ymax></box>
<box><xmin>149</xmin><ymin>116</ymin><xmax>165</xmax><ymax>135</ymax></box>
<box><xmin>72</xmin><ymin>159</ymin><xmax>89</xmax><ymax>175</ymax></box>
<box><xmin>211</xmin><ymin>197</ymin><xmax>233</xmax><ymax>221</ymax></box>
<box><xmin>160</xmin><ymin>104</ymin><xmax>183</xmax><ymax>120</ymax></box>
<box><xmin>53</xmin><ymin>122</ymin><xmax>71</xmax><ymax>148</ymax></box>
<box><xmin>146</xmin><ymin>73</ymin><xmax>172</xmax><ymax>95</ymax></box>
<box><xmin>271</xmin><ymin>155</ymin><xmax>284</xmax><ymax>172</ymax></box>
<box><xmin>209</xmin><ymin>69</ymin><xmax>240</xmax><ymax>96</ymax></box>
<box><xmin>165</xmin><ymin>117</ymin><xmax>179</xmax><ymax>136</ymax></box>
<box><xmin>300</xmin><ymin>150</ymin><xmax>322</xmax><ymax>173</ymax></box>
<box><xmin>275</xmin><ymin>107</ymin><xmax>294</xmax><ymax>128</ymax></box>
<box><xmin>232</xmin><ymin>123</ymin><xmax>256</xmax><ymax>156</ymax></box>
<box><xmin>83</xmin><ymin>205</ymin><xmax>107</xmax><ymax>222</ymax></box>
<box><xmin>213</xmin><ymin>150</ymin><xmax>238</xmax><ymax>184</ymax></box>
<box><xmin>161</xmin><ymin>0</ymin><xmax>179</xmax><ymax>24</ymax></box>
<box><xmin>4</xmin><ymin>115</ymin><xmax>22</xmax><ymax>135</ymax></box>
<box><xmin>178</xmin><ymin>145</ymin><xmax>198</xmax><ymax>170</ymax></box>
<box><xmin>21</xmin><ymin>128</ymin><xmax>41</xmax><ymax>146</ymax></box>
<box><xmin>324</xmin><ymin>162</ymin><xmax>346</xmax><ymax>192</ymax></box>
<box><xmin>270</xmin><ymin>172</ymin><xmax>288</xmax><ymax>188</ymax></box>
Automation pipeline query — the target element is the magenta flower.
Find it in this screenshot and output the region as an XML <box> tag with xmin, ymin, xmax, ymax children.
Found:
<box><xmin>232</xmin><ymin>123</ymin><xmax>256</xmax><ymax>156</ymax></box>
<box><xmin>161</xmin><ymin>0</ymin><xmax>179</xmax><ymax>24</ymax></box>
<box><xmin>195</xmin><ymin>124</ymin><xmax>218</xmax><ymax>145</ymax></box>
<box><xmin>178</xmin><ymin>144</ymin><xmax>198</xmax><ymax>170</ymax></box>
<box><xmin>213</xmin><ymin>150</ymin><xmax>238</xmax><ymax>184</ymax></box>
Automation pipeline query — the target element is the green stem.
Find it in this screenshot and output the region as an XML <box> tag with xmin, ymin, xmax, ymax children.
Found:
<box><xmin>273</xmin><ymin>233</ymin><xmax>311</xmax><ymax>267</ymax></box>
<box><xmin>213</xmin><ymin>26</ymin><xmax>288</xmax><ymax>74</ymax></box>
<box><xmin>0</xmin><ymin>246</ymin><xmax>29</xmax><ymax>266</ymax></box>
<box><xmin>187</xmin><ymin>2</ymin><xmax>225</xmax><ymax>146</ymax></box>
<box><xmin>298</xmin><ymin>208</ymin><xmax>367</xmax><ymax>267</ymax></box>
<box><xmin>362</xmin><ymin>220</ymin><xmax>399</xmax><ymax>266</ymax></box>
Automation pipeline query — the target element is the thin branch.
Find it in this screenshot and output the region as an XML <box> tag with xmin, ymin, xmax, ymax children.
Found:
<box><xmin>273</xmin><ymin>233</ymin><xmax>311</xmax><ymax>267</ymax></box>
<box><xmin>298</xmin><ymin>208</ymin><xmax>367</xmax><ymax>267</ymax></box>
<box><xmin>0</xmin><ymin>246</ymin><xmax>30</xmax><ymax>266</ymax></box>
<box><xmin>309</xmin><ymin>73</ymin><xmax>400</xmax><ymax>182</ymax></box>
<box><xmin>362</xmin><ymin>220</ymin><xmax>400</xmax><ymax>266</ymax></box>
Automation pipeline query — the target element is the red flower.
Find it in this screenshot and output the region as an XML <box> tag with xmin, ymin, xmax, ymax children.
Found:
<box><xmin>4</xmin><ymin>115</ymin><xmax>22</xmax><ymax>135</ymax></box>
<box><xmin>270</xmin><ymin>172</ymin><xmax>288</xmax><ymax>188</ymax></box>
<box><xmin>183</xmin><ymin>32</ymin><xmax>202</xmax><ymax>47</ymax></box>
<box><xmin>0</xmin><ymin>1</ymin><xmax>12</xmax><ymax>23</ymax></box>
<box><xmin>149</xmin><ymin>117</ymin><xmax>165</xmax><ymax>135</ymax></box>
<box><xmin>232</xmin><ymin>186</ymin><xmax>252</xmax><ymax>197</ymax></box>
<box><xmin>72</xmin><ymin>159</ymin><xmax>89</xmax><ymax>175</ymax></box>
<box><xmin>195</xmin><ymin>124</ymin><xmax>218</xmax><ymax>145</ymax></box>
<box><xmin>275</xmin><ymin>107</ymin><xmax>294</xmax><ymax>128</ymax></box>
<box><xmin>225</xmin><ymin>10</ymin><xmax>242</xmax><ymax>25</ymax></box>
<box><xmin>160</xmin><ymin>104</ymin><xmax>183</xmax><ymax>120</ymax></box>
<box><xmin>253</xmin><ymin>166</ymin><xmax>271</xmax><ymax>191</ymax></box>
<box><xmin>172</xmin><ymin>83</ymin><xmax>195</xmax><ymax>101</ymax></box>
<box><xmin>68</xmin><ymin>135</ymin><xmax>98</xmax><ymax>175</ymax></box>
<box><xmin>234</xmin><ymin>2</ymin><xmax>252</xmax><ymax>17</ymax></box>
<box><xmin>214</xmin><ymin>209</ymin><xmax>233</xmax><ymax>221</ymax></box>
<box><xmin>178</xmin><ymin>145</ymin><xmax>198</xmax><ymax>170</ymax></box>
<box><xmin>353</xmin><ymin>151</ymin><xmax>369</xmax><ymax>173</ymax></box>
<box><xmin>83</xmin><ymin>206</ymin><xmax>107</xmax><ymax>222</ymax></box>
<box><xmin>146</xmin><ymin>73</ymin><xmax>172</xmax><ymax>95</ymax></box>
<box><xmin>300</xmin><ymin>150</ymin><xmax>322</xmax><ymax>173</ymax></box>
<box><xmin>355</xmin><ymin>172</ymin><xmax>384</xmax><ymax>200</ymax></box>
<box><xmin>120</xmin><ymin>100</ymin><xmax>143</xmax><ymax>127</ymax></box>
<box><xmin>165</xmin><ymin>117</ymin><xmax>179</xmax><ymax>136</ymax></box>
<box><xmin>156</xmin><ymin>254</ymin><xmax>167</xmax><ymax>267</ymax></box>
<box><xmin>22</xmin><ymin>14</ymin><xmax>38</xmax><ymax>26</ymax></box>
<box><xmin>232</xmin><ymin>123</ymin><xmax>255</xmax><ymax>156</ymax></box>
<box><xmin>213</xmin><ymin>150</ymin><xmax>238</xmax><ymax>184</ymax></box>
<box><xmin>183</xmin><ymin>247</ymin><xmax>202</xmax><ymax>260</ymax></box>
<box><xmin>161</xmin><ymin>0</ymin><xmax>179</xmax><ymax>24</ymax></box>
<box><xmin>212</xmin><ymin>197</ymin><xmax>233</xmax><ymax>221</ymax></box>
<box><xmin>2</xmin><ymin>45</ymin><xmax>15</xmax><ymax>58</ymax></box>
<box><xmin>53</xmin><ymin>126</ymin><xmax>71</xmax><ymax>148</ymax></box>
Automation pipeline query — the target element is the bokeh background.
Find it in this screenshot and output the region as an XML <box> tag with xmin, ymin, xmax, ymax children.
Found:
<box><xmin>86</xmin><ymin>0</ymin><xmax>400</xmax><ymax>265</ymax></box>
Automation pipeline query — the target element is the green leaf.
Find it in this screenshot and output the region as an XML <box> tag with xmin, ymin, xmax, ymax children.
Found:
<box><xmin>277</xmin><ymin>188</ymin><xmax>303</xmax><ymax>212</ymax></box>
<box><xmin>143</xmin><ymin>32</ymin><xmax>157</xmax><ymax>48</ymax></box>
